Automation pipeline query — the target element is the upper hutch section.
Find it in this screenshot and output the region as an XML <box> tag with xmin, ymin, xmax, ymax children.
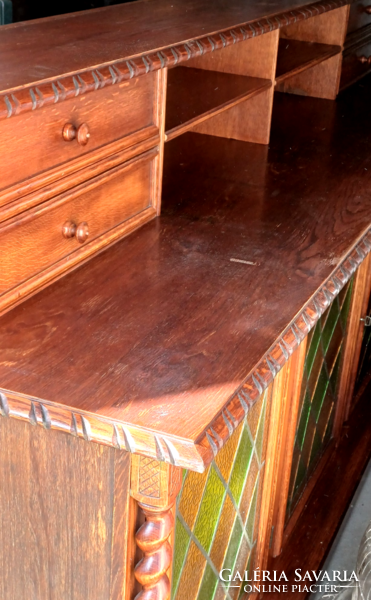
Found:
<box><xmin>1</xmin><ymin>0</ymin><xmax>371</xmax><ymax>471</ymax></box>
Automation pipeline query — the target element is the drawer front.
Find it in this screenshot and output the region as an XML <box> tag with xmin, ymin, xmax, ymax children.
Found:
<box><xmin>347</xmin><ymin>1</ymin><xmax>371</xmax><ymax>33</ymax></box>
<box><xmin>0</xmin><ymin>73</ymin><xmax>156</xmax><ymax>199</ymax></box>
<box><xmin>340</xmin><ymin>38</ymin><xmax>371</xmax><ymax>89</ymax></box>
<box><xmin>0</xmin><ymin>150</ymin><xmax>156</xmax><ymax>297</ymax></box>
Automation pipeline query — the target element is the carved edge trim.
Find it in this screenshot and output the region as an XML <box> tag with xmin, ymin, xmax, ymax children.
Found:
<box><xmin>0</xmin><ymin>228</ymin><xmax>370</xmax><ymax>472</ymax></box>
<box><xmin>0</xmin><ymin>0</ymin><xmax>353</xmax><ymax>121</ymax></box>
<box><xmin>0</xmin><ymin>389</ymin><xmax>210</xmax><ymax>471</ymax></box>
<box><xmin>197</xmin><ymin>227</ymin><xmax>371</xmax><ymax>459</ymax></box>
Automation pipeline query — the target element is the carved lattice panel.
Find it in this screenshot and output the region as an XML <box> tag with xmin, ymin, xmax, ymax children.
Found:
<box><xmin>171</xmin><ymin>388</ymin><xmax>271</xmax><ymax>600</ymax></box>
<box><xmin>285</xmin><ymin>277</ymin><xmax>354</xmax><ymax>523</ymax></box>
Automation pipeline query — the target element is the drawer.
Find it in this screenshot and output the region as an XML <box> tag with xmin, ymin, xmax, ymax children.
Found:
<box><xmin>0</xmin><ymin>72</ymin><xmax>157</xmax><ymax>203</ymax></box>
<box><xmin>340</xmin><ymin>36</ymin><xmax>371</xmax><ymax>89</ymax></box>
<box><xmin>0</xmin><ymin>149</ymin><xmax>157</xmax><ymax>304</ymax></box>
<box><xmin>347</xmin><ymin>1</ymin><xmax>371</xmax><ymax>34</ymax></box>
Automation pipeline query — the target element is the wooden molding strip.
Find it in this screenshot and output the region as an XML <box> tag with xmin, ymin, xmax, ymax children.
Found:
<box><xmin>0</xmin><ymin>0</ymin><xmax>354</xmax><ymax>122</ymax></box>
<box><xmin>343</xmin><ymin>22</ymin><xmax>371</xmax><ymax>53</ymax></box>
<box><xmin>0</xmin><ymin>227</ymin><xmax>370</xmax><ymax>472</ymax></box>
<box><xmin>198</xmin><ymin>229</ymin><xmax>371</xmax><ymax>460</ymax></box>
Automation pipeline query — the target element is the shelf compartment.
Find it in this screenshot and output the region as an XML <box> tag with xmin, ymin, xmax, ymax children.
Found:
<box><xmin>275</xmin><ymin>38</ymin><xmax>341</xmax><ymax>82</ymax></box>
<box><xmin>165</xmin><ymin>67</ymin><xmax>272</xmax><ymax>142</ymax></box>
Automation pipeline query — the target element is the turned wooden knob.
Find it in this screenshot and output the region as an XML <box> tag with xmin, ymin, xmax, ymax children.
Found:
<box><xmin>358</xmin><ymin>55</ymin><xmax>371</xmax><ymax>64</ymax></box>
<box><xmin>62</xmin><ymin>221</ymin><xmax>89</xmax><ymax>243</ymax></box>
<box><xmin>364</xmin><ymin>5</ymin><xmax>371</xmax><ymax>13</ymax></box>
<box><xmin>62</xmin><ymin>122</ymin><xmax>90</xmax><ymax>146</ymax></box>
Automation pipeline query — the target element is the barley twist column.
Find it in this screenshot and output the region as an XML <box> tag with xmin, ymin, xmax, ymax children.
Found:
<box><xmin>130</xmin><ymin>455</ymin><xmax>182</xmax><ymax>600</ymax></box>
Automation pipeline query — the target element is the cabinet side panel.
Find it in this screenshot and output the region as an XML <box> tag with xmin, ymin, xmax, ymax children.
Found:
<box><xmin>0</xmin><ymin>417</ymin><xmax>120</xmax><ymax>600</ymax></box>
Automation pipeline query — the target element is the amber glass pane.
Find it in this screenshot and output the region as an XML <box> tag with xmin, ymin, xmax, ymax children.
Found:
<box><xmin>285</xmin><ymin>278</ymin><xmax>354</xmax><ymax>523</ymax></box>
<box><xmin>172</xmin><ymin>388</ymin><xmax>272</xmax><ymax>600</ymax></box>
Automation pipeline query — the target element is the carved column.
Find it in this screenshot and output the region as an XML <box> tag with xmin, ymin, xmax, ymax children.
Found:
<box><xmin>130</xmin><ymin>455</ymin><xmax>182</xmax><ymax>600</ymax></box>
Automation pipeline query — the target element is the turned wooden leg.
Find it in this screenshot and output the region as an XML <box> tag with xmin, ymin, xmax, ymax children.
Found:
<box><xmin>130</xmin><ymin>456</ymin><xmax>182</xmax><ymax>600</ymax></box>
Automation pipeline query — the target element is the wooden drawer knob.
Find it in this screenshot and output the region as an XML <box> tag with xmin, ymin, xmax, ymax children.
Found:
<box><xmin>364</xmin><ymin>5</ymin><xmax>371</xmax><ymax>13</ymax></box>
<box><xmin>62</xmin><ymin>123</ymin><xmax>90</xmax><ymax>146</ymax></box>
<box><xmin>358</xmin><ymin>55</ymin><xmax>371</xmax><ymax>64</ymax></box>
<box><xmin>62</xmin><ymin>221</ymin><xmax>89</xmax><ymax>243</ymax></box>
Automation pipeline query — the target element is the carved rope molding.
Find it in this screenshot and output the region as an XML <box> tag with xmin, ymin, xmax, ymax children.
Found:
<box><xmin>0</xmin><ymin>0</ymin><xmax>354</xmax><ymax>121</ymax></box>
<box><xmin>0</xmin><ymin>227</ymin><xmax>370</xmax><ymax>472</ymax></box>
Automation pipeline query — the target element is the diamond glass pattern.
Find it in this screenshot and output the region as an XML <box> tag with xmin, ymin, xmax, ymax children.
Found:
<box><xmin>171</xmin><ymin>389</ymin><xmax>271</xmax><ymax>600</ymax></box>
<box><xmin>285</xmin><ymin>278</ymin><xmax>353</xmax><ymax>523</ymax></box>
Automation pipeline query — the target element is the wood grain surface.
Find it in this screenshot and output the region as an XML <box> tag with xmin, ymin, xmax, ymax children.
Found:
<box><xmin>0</xmin><ymin>416</ymin><xmax>132</xmax><ymax>600</ymax></box>
<box><xmin>0</xmin><ymin>74</ymin><xmax>155</xmax><ymax>200</ymax></box>
<box><xmin>275</xmin><ymin>38</ymin><xmax>341</xmax><ymax>81</ymax></box>
<box><xmin>166</xmin><ymin>68</ymin><xmax>271</xmax><ymax>141</ymax></box>
<box><xmin>0</xmin><ymin>0</ymin><xmax>353</xmax><ymax>121</ymax></box>
<box><xmin>1</xmin><ymin>80</ymin><xmax>371</xmax><ymax>468</ymax></box>
<box><xmin>0</xmin><ymin>151</ymin><xmax>154</xmax><ymax>295</ymax></box>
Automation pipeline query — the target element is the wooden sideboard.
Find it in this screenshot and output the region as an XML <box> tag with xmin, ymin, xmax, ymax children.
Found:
<box><xmin>1</xmin><ymin>1</ymin><xmax>371</xmax><ymax>599</ymax></box>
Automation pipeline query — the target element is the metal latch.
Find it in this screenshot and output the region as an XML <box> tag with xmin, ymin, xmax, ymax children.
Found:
<box><xmin>360</xmin><ymin>315</ymin><xmax>371</xmax><ymax>326</ymax></box>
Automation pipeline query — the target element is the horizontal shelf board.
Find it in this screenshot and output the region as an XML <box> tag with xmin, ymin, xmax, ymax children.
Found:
<box><xmin>165</xmin><ymin>67</ymin><xmax>271</xmax><ymax>141</ymax></box>
<box><xmin>275</xmin><ymin>38</ymin><xmax>341</xmax><ymax>82</ymax></box>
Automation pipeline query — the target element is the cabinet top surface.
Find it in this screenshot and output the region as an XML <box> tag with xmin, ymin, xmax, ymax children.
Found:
<box><xmin>0</xmin><ymin>0</ymin><xmax>351</xmax><ymax>95</ymax></box>
<box><xmin>1</xmin><ymin>80</ymin><xmax>371</xmax><ymax>469</ymax></box>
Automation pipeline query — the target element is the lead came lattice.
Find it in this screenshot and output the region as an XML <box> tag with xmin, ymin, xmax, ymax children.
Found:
<box><xmin>285</xmin><ymin>277</ymin><xmax>354</xmax><ymax>523</ymax></box>
<box><xmin>172</xmin><ymin>389</ymin><xmax>272</xmax><ymax>600</ymax></box>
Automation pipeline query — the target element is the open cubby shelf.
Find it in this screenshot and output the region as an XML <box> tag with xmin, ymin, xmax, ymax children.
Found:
<box><xmin>165</xmin><ymin>37</ymin><xmax>342</xmax><ymax>144</ymax></box>
<box><xmin>165</xmin><ymin>66</ymin><xmax>272</xmax><ymax>141</ymax></box>
<box><xmin>276</xmin><ymin>38</ymin><xmax>342</xmax><ymax>82</ymax></box>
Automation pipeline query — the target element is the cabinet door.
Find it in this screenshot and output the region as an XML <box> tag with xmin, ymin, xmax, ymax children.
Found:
<box><xmin>271</xmin><ymin>256</ymin><xmax>371</xmax><ymax>556</ymax></box>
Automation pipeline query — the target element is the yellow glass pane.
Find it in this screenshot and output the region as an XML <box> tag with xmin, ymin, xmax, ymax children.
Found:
<box><xmin>178</xmin><ymin>467</ymin><xmax>209</xmax><ymax>529</ymax></box>
<box><xmin>239</xmin><ymin>454</ymin><xmax>259</xmax><ymax>524</ymax></box>
<box><xmin>215</xmin><ymin>421</ymin><xmax>244</xmax><ymax>483</ymax></box>
<box><xmin>194</xmin><ymin>466</ymin><xmax>226</xmax><ymax>552</ymax></box>
<box><xmin>210</xmin><ymin>494</ymin><xmax>237</xmax><ymax>570</ymax></box>
<box><xmin>316</xmin><ymin>389</ymin><xmax>334</xmax><ymax>442</ymax></box>
<box><xmin>246</xmin><ymin>391</ymin><xmax>264</xmax><ymax>439</ymax></box>
<box><xmin>307</xmin><ymin>349</ymin><xmax>324</xmax><ymax>400</ymax></box>
<box><xmin>174</xmin><ymin>541</ymin><xmax>206</xmax><ymax>600</ymax></box>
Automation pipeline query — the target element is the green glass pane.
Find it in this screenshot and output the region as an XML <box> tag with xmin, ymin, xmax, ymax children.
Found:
<box><xmin>254</xmin><ymin>396</ymin><xmax>267</xmax><ymax>461</ymax></box>
<box><xmin>305</xmin><ymin>322</ymin><xmax>322</xmax><ymax>376</ymax></box>
<box><xmin>340</xmin><ymin>279</ymin><xmax>353</xmax><ymax>329</ymax></box>
<box><xmin>293</xmin><ymin>457</ymin><xmax>306</xmax><ymax>498</ymax></box>
<box><xmin>229</xmin><ymin>426</ymin><xmax>253</xmax><ymax>505</ymax></box>
<box><xmin>321</xmin><ymin>299</ymin><xmax>340</xmax><ymax>353</ymax></box>
<box><xmin>172</xmin><ymin>517</ymin><xmax>191</xmax><ymax>598</ymax></box>
<box><xmin>325</xmin><ymin>319</ymin><xmax>343</xmax><ymax>374</ymax></box>
<box><xmin>246</xmin><ymin>478</ymin><xmax>259</xmax><ymax>545</ymax></box>
<box><xmin>296</xmin><ymin>389</ymin><xmax>311</xmax><ymax>450</ymax></box>
<box><xmin>194</xmin><ymin>466</ymin><xmax>225</xmax><ymax>552</ymax></box>
<box><xmin>311</xmin><ymin>365</ymin><xmax>330</xmax><ymax>422</ymax></box>
<box><xmin>222</xmin><ymin>518</ymin><xmax>243</xmax><ymax>577</ymax></box>
<box><xmin>197</xmin><ymin>564</ymin><xmax>218</xmax><ymax>600</ymax></box>
<box><xmin>308</xmin><ymin>429</ymin><xmax>322</xmax><ymax>470</ymax></box>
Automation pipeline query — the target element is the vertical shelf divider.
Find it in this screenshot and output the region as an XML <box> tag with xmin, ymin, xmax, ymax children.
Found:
<box><xmin>276</xmin><ymin>5</ymin><xmax>350</xmax><ymax>99</ymax></box>
<box><xmin>183</xmin><ymin>30</ymin><xmax>280</xmax><ymax>144</ymax></box>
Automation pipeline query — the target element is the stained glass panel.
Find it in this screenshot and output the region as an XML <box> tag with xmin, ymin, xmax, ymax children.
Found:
<box><xmin>171</xmin><ymin>388</ymin><xmax>271</xmax><ymax>600</ymax></box>
<box><xmin>285</xmin><ymin>278</ymin><xmax>353</xmax><ymax>523</ymax></box>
